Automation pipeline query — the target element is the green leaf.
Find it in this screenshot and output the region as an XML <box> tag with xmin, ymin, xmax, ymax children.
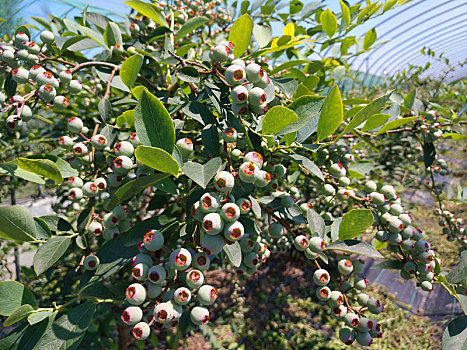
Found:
<box><xmin>336</xmin><ymin>90</ymin><xmax>393</xmax><ymax>141</ymax></box>
<box><xmin>34</xmin><ymin>302</ymin><xmax>96</xmax><ymax>350</ymax></box>
<box><xmin>363</xmin><ymin>28</ymin><xmax>377</xmax><ymax>50</ymax></box>
<box><xmin>98</xmin><ymin>99</ymin><xmax>111</xmax><ymax>123</ymax></box>
<box><xmin>117</xmin><ymin>110</ymin><xmax>135</xmax><ymax>127</ymax></box>
<box><xmin>28</xmin><ymin>309</ymin><xmax>54</xmax><ymax>325</ymax></box>
<box><xmin>134</xmin><ymin>89</ymin><xmax>175</xmax><ymax>153</ymax></box>
<box><xmin>340</xmin><ymin>0</ymin><xmax>351</xmax><ymax>27</ymax></box>
<box><xmin>3</xmin><ymin>304</ymin><xmax>35</xmax><ymax>327</ymax></box>
<box><xmin>423</xmin><ymin>140</ymin><xmax>436</xmax><ymax>169</ymax></box>
<box><xmin>134</xmin><ymin>146</ymin><xmax>179</xmax><ymax>176</ymax></box>
<box><xmin>223</xmin><ymin>242</ymin><xmax>242</xmax><ymax>267</ymax></box>
<box><xmin>307</xmin><ymin>209</ymin><xmax>325</xmax><ymax>238</ymax></box>
<box><xmin>375</xmin><ymin>116</ymin><xmax>418</xmax><ymax>135</ymax></box>
<box><xmin>33</xmin><ymin>236</ymin><xmax>72</xmax><ymax>275</ymax></box>
<box><xmin>103</xmin><ymin>22</ymin><xmax>122</xmax><ymax>47</ymax></box>
<box><xmin>35</xmin><ymin>218</ymin><xmax>52</xmax><ymax>240</ymax></box>
<box><xmin>317</xmin><ymin>85</ymin><xmax>342</xmax><ymax>141</ymax></box>
<box><xmin>404</xmin><ymin>88</ymin><xmax>417</xmax><ymax>109</ymax></box>
<box><xmin>442</xmin><ymin>316</ymin><xmax>467</xmax><ymax>350</ymax></box>
<box><xmin>105</xmin><ymin>173</ymin><xmax>170</xmax><ymax>210</ymax></box>
<box><xmin>324</xmin><ymin>240</ymin><xmax>383</xmax><ymax>259</ymax></box>
<box><xmin>183</xmin><ymin>157</ymin><xmax>223</xmax><ymax>189</ymax></box>
<box><xmin>361</xmin><ymin>114</ymin><xmax>390</xmax><ymax>132</ymax></box>
<box><xmin>120</xmin><ymin>54</ymin><xmax>143</xmax><ymax>89</ymax></box>
<box><xmin>280</xmin><ymin>95</ymin><xmax>325</xmax><ymax>136</ymax></box>
<box><xmin>0</xmin><ymin>205</ymin><xmax>37</xmax><ymax>242</ymax></box>
<box><xmin>269</xmin><ymin>60</ymin><xmax>308</xmax><ymax>75</ymax></box>
<box><xmin>17</xmin><ymin>158</ymin><xmax>63</xmax><ymax>183</ymax></box>
<box><xmin>339</xmin><ymin>209</ymin><xmax>374</xmax><ymax>240</ymax></box>
<box><xmin>0</xmin><ymin>161</ymin><xmax>45</xmax><ymax>184</ymax></box>
<box><xmin>176</xmin><ymin>16</ymin><xmax>209</xmax><ymax>42</ymax></box>
<box><xmin>0</xmin><ymin>281</ymin><xmax>37</xmax><ymax>316</ymax></box>
<box><xmin>331</xmin><ymin>217</ymin><xmax>342</xmax><ymax>242</ymax></box>
<box><xmin>371</xmin><ymin>260</ymin><xmax>403</xmax><ymax>270</ymax></box>
<box><xmin>262</xmin><ymin>106</ymin><xmax>298</xmax><ymax>135</ymax></box>
<box><xmin>124</xmin><ymin>0</ymin><xmax>168</xmax><ymax>27</ymax></box>
<box><xmin>320</xmin><ymin>9</ymin><xmax>337</xmax><ymax>38</ymax></box>
<box><xmin>176</xmin><ymin>66</ymin><xmax>200</xmax><ymax>83</ymax></box>
<box><xmin>441</xmin><ymin>133</ymin><xmax>467</xmax><ymax>140</ymax></box>
<box><xmin>446</xmin><ymin>251</ymin><xmax>467</xmax><ymax>284</ymax></box>
<box><xmin>253</xmin><ymin>23</ymin><xmax>272</xmax><ymax>48</ymax></box>
<box><xmin>228</xmin><ymin>13</ymin><xmax>254</xmax><ymax>57</ymax></box>
<box><xmin>289</xmin><ymin>154</ymin><xmax>324</xmax><ymax>181</ymax></box>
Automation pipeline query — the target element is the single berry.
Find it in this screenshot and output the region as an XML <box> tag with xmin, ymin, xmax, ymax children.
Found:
<box><xmin>126</xmin><ymin>283</ymin><xmax>147</xmax><ymax>305</ymax></box>
<box><xmin>83</xmin><ymin>255</ymin><xmax>100</xmax><ymax>270</ymax></box>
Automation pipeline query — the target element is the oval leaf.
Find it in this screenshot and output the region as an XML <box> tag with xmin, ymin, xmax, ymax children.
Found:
<box><xmin>182</xmin><ymin>157</ymin><xmax>223</xmax><ymax>189</ymax></box>
<box><xmin>339</xmin><ymin>209</ymin><xmax>374</xmax><ymax>240</ymax></box>
<box><xmin>3</xmin><ymin>304</ymin><xmax>35</xmax><ymax>327</ymax></box>
<box><xmin>320</xmin><ymin>9</ymin><xmax>337</xmax><ymax>38</ymax></box>
<box><xmin>34</xmin><ymin>236</ymin><xmax>72</xmax><ymax>275</ymax></box>
<box><xmin>176</xmin><ymin>16</ymin><xmax>209</xmax><ymax>42</ymax></box>
<box><xmin>262</xmin><ymin>106</ymin><xmax>298</xmax><ymax>135</ymax></box>
<box><xmin>134</xmin><ymin>145</ymin><xmax>179</xmax><ymax>176</ymax></box>
<box><xmin>0</xmin><ymin>281</ymin><xmax>37</xmax><ymax>316</ymax></box>
<box><xmin>120</xmin><ymin>54</ymin><xmax>143</xmax><ymax>89</ymax></box>
<box><xmin>325</xmin><ymin>240</ymin><xmax>383</xmax><ymax>259</ymax></box>
<box><xmin>376</xmin><ymin>116</ymin><xmax>418</xmax><ymax>135</ymax></box>
<box><xmin>176</xmin><ymin>66</ymin><xmax>200</xmax><ymax>83</ymax></box>
<box><xmin>134</xmin><ymin>90</ymin><xmax>175</xmax><ymax>153</ymax></box>
<box><xmin>223</xmin><ymin>242</ymin><xmax>242</xmax><ymax>267</ymax></box>
<box><xmin>17</xmin><ymin>158</ymin><xmax>63</xmax><ymax>183</ymax></box>
<box><xmin>228</xmin><ymin>13</ymin><xmax>254</xmax><ymax>57</ymax></box>
<box><xmin>0</xmin><ymin>205</ymin><xmax>37</xmax><ymax>242</ymax></box>
<box><xmin>317</xmin><ymin>85</ymin><xmax>343</xmax><ymax>141</ymax></box>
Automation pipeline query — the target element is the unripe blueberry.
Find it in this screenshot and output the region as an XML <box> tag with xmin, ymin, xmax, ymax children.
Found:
<box><xmin>132</xmin><ymin>321</ymin><xmax>150</xmax><ymax>340</ymax></box>
<box><xmin>236</xmin><ymin>198</ymin><xmax>251</xmax><ymax>214</ymax></box>
<box><xmin>197</xmin><ymin>284</ymin><xmax>218</xmax><ymax>305</ymax></box>
<box><xmin>82</xmin><ymin>182</ymin><xmax>98</xmax><ymax>197</ymax></box>
<box><xmin>59</xmin><ymin>70</ymin><xmax>72</xmax><ymax>84</ymax></box>
<box><xmin>83</xmin><ymin>255</ymin><xmax>100</xmax><ymax>270</ymax></box>
<box><xmin>203</xmin><ymin>212</ymin><xmax>224</xmax><ymax>235</ymax></box>
<box><xmin>364</xmin><ymin>180</ymin><xmax>377</xmax><ymax>193</ymax></box>
<box><xmin>224</xmin><ymin>221</ymin><xmax>244</xmax><ymax>241</ymax></box>
<box><xmin>239</xmin><ymin>162</ymin><xmax>260</xmax><ymax>183</ymax></box>
<box><xmin>268</xmin><ymin>223</ymin><xmax>284</xmax><ymax>238</ymax></box>
<box><xmin>308</xmin><ymin>237</ymin><xmax>326</xmax><ymax>253</ymax></box>
<box><xmin>357</xmin><ymin>293</ymin><xmax>369</xmax><ymax>306</ymax></box>
<box><xmin>274</xmin><ymin>164</ymin><xmax>287</xmax><ymax>178</ymax></box>
<box><xmin>414</xmin><ymin>239</ymin><xmax>431</xmax><ymax>252</ymax></box>
<box><xmin>190</xmin><ymin>201</ymin><xmax>204</xmax><ymax>221</ymax></box>
<box><xmin>230</xmin><ymin>148</ymin><xmax>242</xmax><ymax>160</ymax></box>
<box><xmin>69</xmin><ymin>187</ymin><xmax>83</xmax><ymax>201</ymax></box>
<box><xmin>254</xmin><ymin>170</ymin><xmax>271</xmax><ymax>188</ymax></box>
<box><xmin>357</xmin><ymin>317</ymin><xmax>374</xmax><ymax>332</ymax></box>
<box><xmin>40</xmin><ymin>30</ymin><xmax>55</xmax><ymax>44</ymax></box>
<box><xmin>113</xmin><ymin>140</ymin><xmax>134</xmax><ymax>157</ymax></box>
<box><xmin>230</xmin><ymin>85</ymin><xmax>249</xmax><ymax>104</ymax></box>
<box><xmin>243</xmin><ymin>153</ymin><xmax>263</xmax><ymax>170</ymax></box>
<box><xmin>344</xmin><ymin>312</ymin><xmax>360</xmax><ymax>328</ymax></box>
<box><xmin>132</xmin><ymin>263</ymin><xmax>149</xmax><ymax>281</ymax></box>
<box><xmin>132</xmin><ymin>253</ymin><xmax>152</xmax><ymax>268</ymax></box>
<box><xmin>369</xmin><ymin>192</ymin><xmax>385</xmax><ymax>206</ymax></box>
<box><xmin>316</xmin><ymin>286</ymin><xmax>331</xmax><ymax>301</ymax></box>
<box><xmin>336</xmin><ymin>189</ymin><xmax>351</xmax><ymax>201</ymax></box>
<box><xmin>126</xmin><ymin>283</ymin><xmax>147</xmax><ymax>305</ymax></box>
<box><xmin>113</xmin><ymin>155</ymin><xmax>133</xmax><ymax>174</ymax></box>
<box><xmin>304</xmin><ymin>248</ymin><xmax>320</xmax><ymax>260</ymax></box>
<box><xmin>67</xmin><ymin>116</ymin><xmax>84</xmax><ymax>133</ymax></box>
<box><xmin>39</xmin><ymin>84</ymin><xmax>56</xmax><ymax>102</ymax></box>
<box><xmin>339</xmin><ymin>326</ymin><xmax>356</xmax><ymax>345</ymax></box>
<box><xmin>323</xmin><ymin>184</ymin><xmax>336</xmax><ymax>196</ymax></box>
<box><xmin>356</xmin><ymin>331</ymin><xmax>373</xmax><ymax>346</ymax></box>
<box><xmin>172</xmin><ymin>287</ymin><xmax>191</xmax><ymax>306</ymax></box>
<box><xmin>146</xmin><ymin>281</ymin><xmax>162</xmax><ymax>298</ymax></box>
<box><xmin>169</xmin><ymin>248</ymin><xmax>192</xmax><ymax>270</ymax></box>
<box><xmin>225</xmin><ymin>64</ymin><xmax>246</xmax><ymax>86</ymax></box>
<box><xmin>104</xmin><ymin>212</ymin><xmax>118</xmax><ymax>228</ymax></box>
<box><xmin>293</xmin><ymin>235</ymin><xmax>309</xmax><ymax>251</ymax></box>
<box><xmin>212</xmin><ymin>44</ymin><xmax>230</xmax><ymax>62</ymax></box>
<box><xmin>121</xmin><ymin>306</ymin><xmax>143</xmax><ymax>325</ymax></box>
<box><xmin>143</xmin><ymin>229</ymin><xmax>164</xmax><ymax>251</ymax></box>
<box><xmin>221</xmin><ymin>203</ymin><xmax>240</xmax><ymax>222</ymax></box>
<box><xmin>15</xmin><ymin>32</ymin><xmax>29</xmax><ymax>46</ymax></box>
<box><xmin>329</xmin><ymin>163</ymin><xmax>346</xmax><ymax>177</ymax></box>
<box><xmin>192</xmin><ymin>253</ymin><xmax>210</xmax><ymax>271</ymax></box>
<box><xmin>176</xmin><ymin>138</ymin><xmax>193</xmax><ymax>157</ymax></box>
<box><xmin>214</xmin><ymin>171</ymin><xmax>235</xmax><ymax>192</ymax></box>
<box><xmin>5</xmin><ymin>115</ymin><xmax>22</xmax><ymax>130</ymax></box>
<box><xmin>72</xmin><ymin>143</ymin><xmax>87</xmax><ymax>157</ymax></box>
<box><xmin>200</xmin><ymin>192</ymin><xmax>221</xmax><ymax>213</ymax></box>
<box><xmin>248</xmin><ymin>87</ymin><xmax>267</xmax><ymax>106</ymax></box>
<box><xmin>399</xmin><ymin>213</ymin><xmax>412</xmax><ymax>226</ymax></box>
<box><xmin>11</xmin><ymin>68</ymin><xmax>29</xmax><ymax>84</ymax></box>
<box><xmin>354</xmin><ymin>278</ymin><xmax>368</xmax><ymax>291</ymax></box>
<box><xmin>87</xmin><ymin>221</ymin><xmax>103</xmax><ymax>236</ymax></box>
<box><xmin>232</xmin><ymin>102</ymin><xmax>249</xmax><ymax>115</ymax></box>
<box><xmin>401</xmin><ymin>227</ymin><xmax>414</xmax><ymax>239</ymax></box>
<box><xmin>52</xmin><ymin>95</ymin><xmax>70</xmax><ymax>110</ymax></box>
<box><xmin>190</xmin><ymin>306</ymin><xmax>210</xmax><ymax>325</ymax></box>
<box><xmin>186</xmin><ymin>269</ymin><xmax>204</xmax><ymax>289</ymax></box>
<box><xmin>332</xmin><ymin>305</ymin><xmax>348</xmax><ymax>319</ymax></box>
<box><xmin>329</xmin><ymin>290</ymin><xmax>345</xmax><ymax>307</ymax></box>
<box><xmin>388</xmin><ymin>217</ymin><xmax>404</xmax><ymax>233</ymax></box>
<box><xmin>249</xmin><ymin>102</ymin><xmax>267</xmax><ymax>115</ymax></box>
<box><xmin>222</xmin><ymin>127</ymin><xmax>238</xmax><ymax>143</ymax></box>
<box><xmin>380</xmin><ymin>185</ymin><xmax>396</xmax><ymax>199</ymax></box>
<box><xmin>148</xmin><ymin>265</ymin><xmax>167</xmax><ymax>284</ymax></box>
<box><xmin>90</xmin><ymin>134</ymin><xmax>107</xmax><ymax>150</ymax></box>
<box><xmin>68</xmin><ymin>79</ymin><xmax>82</xmax><ymax>93</ymax></box>
<box><xmin>338</xmin><ymin>176</ymin><xmax>351</xmax><ymax>187</ymax></box>
<box><xmin>388</xmin><ymin>232</ymin><xmax>402</xmax><ymax>246</ymax></box>
<box><xmin>27</xmin><ymin>41</ymin><xmax>40</xmax><ymax>54</ymax></box>
<box><xmin>245</xmin><ymin>63</ymin><xmax>265</xmax><ymax>83</ymax></box>
<box><xmin>153</xmin><ymin>302</ymin><xmax>172</xmax><ymax>324</ymax></box>
<box><xmin>313</xmin><ymin>269</ymin><xmax>330</xmax><ymax>286</ymax></box>
<box><xmin>367</xmin><ymin>298</ymin><xmax>383</xmax><ymax>314</ymax></box>
<box><xmin>389</xmin><ymin>203</ymin><xmax>403</xmax><ymax>216</ymax></box>
<box><xmin>201</xmin><ymin>234</ymin><xmax>224</xmax><ymax>255</ymax></box>
<box><xmin>243</xmin><ymin>251</ymin><xmax>259</xmax><ymax>268</ymax></box>
<box><xmin>102</xmin><ymin>228</ymin><xmax>119</xmax><ymax>240</ymax></box>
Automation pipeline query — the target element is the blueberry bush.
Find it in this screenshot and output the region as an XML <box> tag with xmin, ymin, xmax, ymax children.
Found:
<box><xmin>0</xmin><ymin>0</ymin><xmax>465</xmax><ymax>349</ymax></box>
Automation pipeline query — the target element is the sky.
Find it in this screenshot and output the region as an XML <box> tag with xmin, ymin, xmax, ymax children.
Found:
<box><xmin>20</xmin><ymin>0</ymin><xmax>467</xmax><ymax>83</ymax></box>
